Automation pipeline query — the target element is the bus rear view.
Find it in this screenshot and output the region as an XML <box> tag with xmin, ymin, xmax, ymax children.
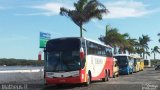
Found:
<box><xmin>44</xmin><ymin>38</ymin><xmax>83</xmax><ymax>85</ymax></box>
<box><xmin>144</xmin><ymin>59</ymin><xmax>151</xmax><ymax>68</ymax></box>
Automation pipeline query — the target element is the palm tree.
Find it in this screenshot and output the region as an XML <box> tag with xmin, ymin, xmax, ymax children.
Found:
<box><xmin>125</xmin><ymin>38</ymin><xmax>137</xmax><ymax>54</ymax></box>
<box><xmin>145</xmin><ymin>51</ymin><xmax>150</xmax><ymax>59</ymax></box>
<box><xmin>118</xmin><ymin>33</ymin><xmax>130</xmax><ymax>54</ymax></box>
<box><xmin>99</xmin><ymin>25</ymin><xmax>130</xmax><ymax>54</ymax></box>
<box><xmin>135</xmin><ymin>48</ymin><xmax>144</xmax><ymax>57</ymax></box>
<box><xmin>99</xmin><ymin>25</ymin><xmax>121</xmax><ymax>54</ymax></box>
<box><xmin>151</xmin><ymin>46</ymin><xmax>160</xmax><ymax>60</ymax></box>
<box><xmin>138</xmin><ymin>35</ymin><xmax>150</xmax><ymax>59</ymax></box>
<box><xmin>60</xmin><ymin>0</ymin><xmax>108</xmax><ymax>37</ymax></box>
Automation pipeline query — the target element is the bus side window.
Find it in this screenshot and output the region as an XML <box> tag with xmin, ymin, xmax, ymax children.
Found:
<box><xmin>87</xmin><ymin>41</ymin><xmax>99</xmax><ymax>55</ymax></box>
<box><xmin>105</xmin><ymin>48</ymin><xmax>109</xmax><ymax>57</ymax></box>
<box><xmin>105</xmin><ymin>47</ymin><xmax>113</xmax><ymax>57</ymax></box>
<box><xmin>87</xmin><ymin>41</ymin><xmax>92</xmax><ymax>55</ymax></box>
<box><xmin>97</xmin><ymin>45</ymin><xmax>103</xmax><ymax>56</ymax></box>
<box><xmin>102</xmin><ymin>47</ymin><xmax>106</xmax><ymax>56</ymax></box>
<box><xmin>109</xmin><ymin>48</ymin><xmax>113</xmax><ymax>57</ymax></box>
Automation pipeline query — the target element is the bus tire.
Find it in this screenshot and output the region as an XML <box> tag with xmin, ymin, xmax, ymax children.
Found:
<box><xmin>116</xmin><ymin>73</ymin><xmax>119</xmax><ymax>77</ymax></box>
<box><xmin>130</xmin><ymin>69</ymin><xmax>133</xmax><ymax>74</ymax></box>
<box><xmin>102</xmin><ymin>71</ymin><xmax>109</xmax><ymax>82</ymax></box>
<box><xmin>84</xmin><ymin>73</ymin><xmax>91</xmax><ymax>86</ymax></box>
<box><xmin>113</xmin><ymin>73</ymin><xmax>115</xmax><ymax>78</ymax></box>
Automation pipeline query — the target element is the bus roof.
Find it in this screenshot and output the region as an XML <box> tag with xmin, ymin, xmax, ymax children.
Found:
<box><xmin>48</xmin><ymin>37</ymin><xmax>112</xmax><ymax>48</ymax></box>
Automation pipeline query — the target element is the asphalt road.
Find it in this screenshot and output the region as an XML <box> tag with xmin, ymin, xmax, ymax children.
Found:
<box><xmin>1</xmin><ymin>68</ymin><xmax>160</xmax><ymax>90</ymax></box>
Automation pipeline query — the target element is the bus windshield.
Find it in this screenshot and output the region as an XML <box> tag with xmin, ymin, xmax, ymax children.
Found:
<box><xmin>45</xmin><ymin>38</ymin><xmax>81</xmax><ymax>72</ymax></box>
<box><xmin>134</xmin><ymin>58</ymin><xmax>137</xmax><ymax>65</ymax></box>
<box><xmin>114</xmin><ymin>56</ymin><xmax>128</xmax><ymax>67</ymax></box>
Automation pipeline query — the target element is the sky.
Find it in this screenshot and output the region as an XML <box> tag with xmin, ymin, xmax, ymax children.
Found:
<box><xmin>0</xmin><ymin>0</ymin><xmax>160</xmax><ymax>60</ymax></box>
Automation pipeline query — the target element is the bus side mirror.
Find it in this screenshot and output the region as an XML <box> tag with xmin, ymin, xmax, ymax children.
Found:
<box><xmin>80</xmin><ymin>47</ymin><xmax>84</xmax><ymax>60</ymax></box>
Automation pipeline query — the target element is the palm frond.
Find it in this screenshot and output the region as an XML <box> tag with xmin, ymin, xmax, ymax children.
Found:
<box><xmin>122</xmin><ymin>33</ymin><xmax>129</xmax><ymax>38</ymax></box>
<box><xmin>98</xmin><ymin>35</ymin><xmax>105</xmax><ymax>42</ymax></box>
<box><xmin>83</xmin><ymin>0</ymin><xmax>108</xmax><ymax>22</ymax></box>
<box><xmin>151</xmin><ymin>46</ymin><xmax>160</xmax><ymax>54</ymax></box>
<box><xmin>60</xmin><ymin>7</ymin><xmax>70</xmax><ymax>16</ymax></box>
<box><xmin>74</xmin><ymin>0</ymin><xmax>88</xmax><ymax>12</ymax></box>
<box><xmin>145</xmin><ymin>51</ymin><xmax>150</xmax><ymax>56</ymax></box>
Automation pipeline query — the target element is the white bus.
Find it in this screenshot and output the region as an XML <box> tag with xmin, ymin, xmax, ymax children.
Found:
<box><xmin>44</xmin><ymin>37</ymin><xmax>114</xmax><ymax>86</ymax></box>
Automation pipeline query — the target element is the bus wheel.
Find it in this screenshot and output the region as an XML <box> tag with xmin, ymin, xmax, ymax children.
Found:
<box><xmin>130</xmin><ymin>69</ymin><xmax>133</xmax><ymax>74</ymax></box>
<box><xmin>84</xmin><ymin>74</ymin><xmax>91</xmax><ymax>86</ymax></box>
<box><xmin>102</xmin><ymin>71</ymin><xmax>109</xmax><ymax>82</ymax></box>
<box><xmin>116</xmin><ymin>73</ymin><xmax>119</xmax><ymax>77</ymax></box>
<box><xmin>113</xmin><ymin>73</ymin><xmax>115</xmax><ymax>78</ymax></box>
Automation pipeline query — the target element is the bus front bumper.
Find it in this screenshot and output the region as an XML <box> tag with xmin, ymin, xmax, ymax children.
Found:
<box><xmin>119</xmin><ymin>67</ymin><xmax>129</xmax><ymax>74</ymax></box>
<box><xmin>45</xmin><ymin>76</ymin><xmax>82</xmax><ymax>85</ymax></box>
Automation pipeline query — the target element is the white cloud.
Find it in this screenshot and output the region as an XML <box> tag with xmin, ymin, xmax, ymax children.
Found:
<box><xmin>33</xmin><ymin>3</ymin><xmax>64</xmax><ymax>14</ymax></box>
<box><xmin>103</xmin><ymin>0</ymin><xmax>159</xmax><ymax>19</ymax></box>
<box><xmin>16</xmin><ymin>0</ymin><xmax>160</xmax><ymax>18</ymax></box>
<box><xmin>17</xmin><ymin>2</ymin><xmax>74</xmax><ymax>16</ymax></box>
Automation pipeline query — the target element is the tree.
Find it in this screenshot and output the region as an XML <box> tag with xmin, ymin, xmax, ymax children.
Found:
<box><xmin>125</xmin><ymin>38</ymin><xmax>137</xmax><ymax>54</ymax></box>
<box><xmin>99</xmin><ymin>25</ymin><xmax>131</xmax><ymax>54</ymax></box>
<box><xmin>151</xmin><ymin>46</ymin><xmax>160</xmax><ymax>60</ymax></box>
<box><xmin>60</xmin><ymin>0</ymin><xmax>108</xmax><ymax>37</ymax></box>
<box><xmin>145</xmin><ymin>51</ymin><xmax>150</xmax><ymax>59</ymax></box>
<box><xmin>118</xmin><ymin>33</ymin><xmax>130</xmax><ymax>54</ymax></box>
<box><xmin>99</xmin><ymin>25</ymin><xmax>120</xmax><ymax>54</ymax></box>
<box><xmin>138</xmin><ymin>35</ymin><xmax>150</xmax><ymax>59</ymax></box>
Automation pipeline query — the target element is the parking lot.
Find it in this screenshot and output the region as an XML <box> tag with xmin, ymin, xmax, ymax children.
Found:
<box><xmin>2</xmin><ymin>67</ymin><xmax>159</xmax><ymax>90</ymax></box>
<box><xmin>40</xmin><ymin>68</ymin><xmax>159</xmax><ymax>90</ymax></box>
